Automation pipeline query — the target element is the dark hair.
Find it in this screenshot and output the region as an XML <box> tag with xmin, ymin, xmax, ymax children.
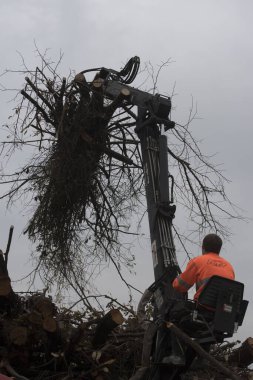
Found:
<box><xmin>202</xmin><ymin>234</ymin><xmax>222</xmax><ymax>254</ymax></box>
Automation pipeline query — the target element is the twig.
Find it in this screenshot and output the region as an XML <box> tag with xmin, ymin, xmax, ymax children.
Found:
<box><xmin>25</xmin><ymin>77</ymin><xmax>53</xmax><ymax>111</ymax></box>
<box><xmin>20</xmin><ymin>90</ymin><xmax>53</xmax><ymax>125</ymax></box>
<box><xmin>4</xmin><ymin>225</ymin><xmax>14</xmax><ymax>266</ymax></box>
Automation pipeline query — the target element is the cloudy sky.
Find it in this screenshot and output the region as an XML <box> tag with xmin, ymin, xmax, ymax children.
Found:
<box><xmin>0</xmin><ymin>0</ymin><xmax>252</xmax><ymax>341</ymax></box>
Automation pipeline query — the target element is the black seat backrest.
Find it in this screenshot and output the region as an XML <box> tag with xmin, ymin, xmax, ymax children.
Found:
<box><xmin>198</xmin><ymin>276</ymin><xmax>244</xmax><ymax>335</ymax></box>
<box><xmin>198</xmin><ymin>276</ymin><xmax>243</xmax><ymax>310</ymax></box>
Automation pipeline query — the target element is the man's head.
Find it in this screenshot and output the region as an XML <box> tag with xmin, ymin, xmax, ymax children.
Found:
<box><xmin>202</xmin><ymin>233</ymin><xmax>223</xmax><ymax>254</ymax></box>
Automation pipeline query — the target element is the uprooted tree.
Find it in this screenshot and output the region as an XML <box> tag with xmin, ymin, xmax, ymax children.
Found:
<box><xmin>0</xmin><ymin>52</ymin><xmax>239</xmax><ymax>297</ymax></box>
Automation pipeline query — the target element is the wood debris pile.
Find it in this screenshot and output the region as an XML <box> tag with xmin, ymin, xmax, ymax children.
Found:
<box><xmin>179</xmin><ymin>339</ymin><xmax>253</xmax><ymax>380</ymax></box>
<box><xmin>0</xmin><ymin>232</ymin><xmax>252</xmax><ymax>380</ymax></box>
<box><xmin>0</xmin><ymin>243</ymin><xmax>143</xmax><ymax>380</ymax></box>
<box><xmin>0</xmin><ymin>289</ymin><xmax>143</xmax><ymax>380</ymax></box>
<box><xmin>0</xmin><ymin>283</ymin><xmax>252</xmax><ymax>380</ymax></box>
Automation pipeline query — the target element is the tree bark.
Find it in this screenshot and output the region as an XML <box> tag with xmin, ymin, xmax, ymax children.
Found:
<box><xmin>92</xmin><ymin>309</ymin><xmax>124</xmax><ymax>348</ymax></box>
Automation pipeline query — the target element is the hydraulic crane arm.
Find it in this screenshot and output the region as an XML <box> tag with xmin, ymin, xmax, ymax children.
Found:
<box><xmin>85</xmin><ymin>58</ymin><xmax>185</xmax><ymax>380</ymax></box>
<box><xmin>103</xmin><ymin>79</ymin><xmax>175</xmax><ymax>131</ymax></box>
<box><xmin>96</xmin><ymin>62</ymin><xmax>182</xmax><ymax>314</ymax></box>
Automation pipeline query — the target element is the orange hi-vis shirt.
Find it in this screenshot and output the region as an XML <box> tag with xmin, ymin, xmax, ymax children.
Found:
<box><xmin>172</xmin><ymin>252</ymin><xmax>235</xmax><ymax>301</ymax></box>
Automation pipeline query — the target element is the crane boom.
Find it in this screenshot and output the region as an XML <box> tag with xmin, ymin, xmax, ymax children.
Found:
<box><xmin>96</xmin><ymin>60</ymin><xmax>183</xmax><ymax>379</ymax></box>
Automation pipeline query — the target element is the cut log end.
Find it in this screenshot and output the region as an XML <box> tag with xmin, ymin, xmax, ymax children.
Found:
<box><xmin>43</xmin><ymin>317</ymin><xmax>57</xmax><ymax>333</ymax></box>
<box><xmin>74</xmin><ymin>73</ymin><xmax>86</xmax><ymax>84</ymax></box>
<box><xmin>92</xmin><ymin>78</ymin><xmax>104</xmax><ymax>89</ymax></box>
<box><xmin>9</xmin><ymin>326</ymin><xmax>28</xmax><ymax>346</ymax></box>
<box><xmin>120</xmin><ymin>87</ymin><xmax>131</xmax><ymax>97</ymax></box>
<box><xmin>110</xmin><ymin>309</ymin><xmax>124</xmax><ymax>325</ymax></box>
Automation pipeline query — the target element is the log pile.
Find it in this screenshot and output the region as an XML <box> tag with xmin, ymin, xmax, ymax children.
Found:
<box><xmin>0</xmin><ymin>233</ymin><xmax>144</xmax><ymax>379</ymax></box>
<box><xmin>0</xmin><ymin>285</ymin><xmax>252</xmax><ymax>380</ymax></box>
<box><xmin>0</xmin><ymin>290</ymin><xmax>143</xmax><ymax>380</ymax></box>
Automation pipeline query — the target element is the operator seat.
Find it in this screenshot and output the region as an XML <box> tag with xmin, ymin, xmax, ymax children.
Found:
<box><xmin>180</xmin><ymin>275</ymin><xmax>248</xmax><ymax>343</ymax></box>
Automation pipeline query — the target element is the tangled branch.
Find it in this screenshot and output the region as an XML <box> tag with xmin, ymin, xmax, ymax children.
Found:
<box><xmin>0</xmin><ymin>51</ymin><xmax>240</xmax><ymax>291</ymax></box>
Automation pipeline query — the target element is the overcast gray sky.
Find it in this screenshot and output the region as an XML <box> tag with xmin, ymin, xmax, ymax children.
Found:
<box><xmin>0</xmin><ymin>0</ymin><xmax>252</xmax><ymax>341</ymax></box>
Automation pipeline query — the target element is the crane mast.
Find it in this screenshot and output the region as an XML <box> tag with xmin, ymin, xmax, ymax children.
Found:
<box><xmin>104</xmin><ymin>75</ymin><xmax>181</xmax><ymax>307</ymax></box>
<box><xmin>101</xmin><ymin>59</ymin><xmax>183</xmax><ymax>379</ymax></box>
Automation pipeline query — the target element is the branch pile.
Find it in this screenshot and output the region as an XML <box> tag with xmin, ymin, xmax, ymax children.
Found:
<box><xmin>0</xmin><ymin>288</ymin><xmax>252</xmax><ymax>380</ymax></box>
<box><xmin>0</xmin><ymin>290</ymin><xmax>143</xmax><ymax>380</ymax></box>
<box><xmin>0</xmin><ymin>244</ymin><xmax>251</xmax><ymax>380</ymax></box>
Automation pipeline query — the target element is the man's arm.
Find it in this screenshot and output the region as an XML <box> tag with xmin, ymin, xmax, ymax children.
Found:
<box><xmin>172</xmin><ymin>259</ymin><xmax>198</xmax><ymax>293</ymax></box>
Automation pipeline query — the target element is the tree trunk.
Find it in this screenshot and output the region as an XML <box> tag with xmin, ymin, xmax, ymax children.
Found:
<box><xmin>92</xmin><ymin>309</ymin><xmax>124</xmax><ymax>348</ymax></box>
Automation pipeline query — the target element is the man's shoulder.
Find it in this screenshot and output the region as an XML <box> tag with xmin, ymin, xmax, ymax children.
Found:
<box><xmin>188</xmin><ymin>255</ymin><xmax>203</xmax><ymax>266</ymax></box>
<box><xmin>186</xmin><ymin>253</ymin><xmax>233</xmax><ymax>267</ymax></box>
<box><xmin>219</xmin><ymin>256</ymin><xmax>234</xmax><ymax>269</ymax></box>
<box><xmin>189</xmin><ymin>254</ymin><xmax>224</xmax><ymax>264</ymax></box>
<box><xmin>203</xmin><ymin>253</ymin><xmax>234</xmax><ymax>268</ymax></box>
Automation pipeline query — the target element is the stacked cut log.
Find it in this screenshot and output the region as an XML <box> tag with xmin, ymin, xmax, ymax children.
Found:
<box><xmin>0</xmin><ymin>250</ymin><xmax>11</xmax><ymax>296</ymax></box>
<box><xmin>0</xmin><ymin>285</ymin><xmax>252</xmax><ymax>379</ymax></box>
<box><xmin>0</xmin><ymin>287</ymin><xmax>141</xmax><ymax>379</ymax></box>
<box><xmin>92</xmin><ymin>309</ymin><xmax>125</xmax><ymax>348</ymax></box>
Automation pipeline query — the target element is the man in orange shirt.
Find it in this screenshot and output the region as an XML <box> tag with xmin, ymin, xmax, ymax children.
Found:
<box><xmin>172</xmin><ymin>233</ymin><xmax>235</xmax><ymax>300</ymax></box>
<box><xmin>163</xmin><ymin>234</ymin><xmax>235</xmax><ymax>366</ymax></box>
